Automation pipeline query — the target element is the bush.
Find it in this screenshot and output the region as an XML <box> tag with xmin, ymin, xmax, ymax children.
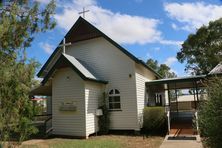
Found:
<box><xmin>98</xmin><ymin>93</ymin><xmax>110</xmax><ymax>134</ymax></box>
<box><xmin>143</xmin><ymin>107</ymin><xmax>167</xmax><ymax>134</ymax></box>
<box><xmin>198</xmin><ymin>77</ymin><xmax>222</xmax><ymax>148</ymax></box>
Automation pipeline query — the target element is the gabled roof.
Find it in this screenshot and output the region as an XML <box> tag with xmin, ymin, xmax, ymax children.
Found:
<box><xmin>37</xmin><ymin>17</ymin><xmax>162</xmax><ymax>79</ymax></box>
<box><xmin>42</xmin><ymin>53</ymin><xmax>108</xmax><ymax>85</ymax></box>
<box><xmin>208</xmin><ymin>62</ymin><xmax>222</xmax><ymax>75</ymax></box>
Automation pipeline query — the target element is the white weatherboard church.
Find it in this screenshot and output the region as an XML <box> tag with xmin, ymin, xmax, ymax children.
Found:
<box><xmin>32</xmin><ymin>17</ymin><xmax>164</xmax><ymax>138</ymax></box>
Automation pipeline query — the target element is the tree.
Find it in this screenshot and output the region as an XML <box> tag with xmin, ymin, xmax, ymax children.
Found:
<box><xmin>146</xmin><ymin>59</ymin><xmax>159</xmax><ymax>71</ymax></box>
<box><xmin>146</xmin><ymin>58</ymin><xmax>177</xmax><ymax>78</ymax></box>
<box><xmin>177</xmin><ymin>18</ymin><xmax>222</xmax><ymax>75</ymax></box>
<box><xmin>198</xmin><ymin>77</ymin><xmax>222</xmax><ymax>148</ymax></box>
<box><xmin>0</xmin><ymin>0</ymin><xmax>56</xmax><ymax>146</ymax></box>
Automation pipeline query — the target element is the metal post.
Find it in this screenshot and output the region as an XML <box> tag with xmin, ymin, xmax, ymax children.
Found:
<box><xmin>193</xmin><ymin>82</ymin><xmax>197</xmax><ymax>109</ymax></box>
<box><xmin>167</xmin><ymin>83</ymin><xmax>171</xmax><ymax>135</ymax></box>
<box><xmin>195</xmin><ymin>81</ymin><xmax>199</xmax><ymax>108</ymax></box>
<box><xmin>167</xmin><ymin>83</ymin><xmax>170</xmax><ymax>108</ymax></box>
<box><xmin>175</xmin><ymin>83</ymin><xmax>178</xmax><ymax>114</ymax></box>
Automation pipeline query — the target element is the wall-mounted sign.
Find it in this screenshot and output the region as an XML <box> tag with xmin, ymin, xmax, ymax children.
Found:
<box><xmin>59</xmin><ymin>100</ymin><xmax>77</xmax><ymax>111</ymax></box>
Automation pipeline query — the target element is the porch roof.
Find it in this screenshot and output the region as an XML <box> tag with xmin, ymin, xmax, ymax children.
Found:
<box><xmin>146</xmin><ymin>75</ymin><xmax>206</xmax><ymax>90</ymax></box>
<box><xmin>30</xmin><ymin>85</ymin><xmax>52</xmax><ymax>96</ymax></box>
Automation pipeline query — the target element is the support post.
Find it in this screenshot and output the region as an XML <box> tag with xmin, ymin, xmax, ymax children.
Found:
<box><xmin>195</xmin><ymin>81</ymin><xmax>199</xmax><ymax>108</ymax></box>
<box><xmin>167</xmin><ymin>83</ymin><xmax>171</xmax><ymax>135</ymax></box>
<box><xmin>193</xmin><ymin>82</ymin><xmax>197</xmax><ymax>109</ymax></box>
<box><xmin>175</xmin><ymin>83</ymin><xmax>178</xmax><ymax>114</ymax></box>
<box><xmin>167</xmin><ymin>83</ymin><xmax>170</xmax><ymax>108</ymax></box>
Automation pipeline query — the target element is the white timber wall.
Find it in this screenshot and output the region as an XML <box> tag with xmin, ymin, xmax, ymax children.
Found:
<box><xmin>66</xmin><ymin>37</ymin><xmax>138</xmax><ymax>130</ymax></box>
<box><xmin>135</xmin><ymin>64</ymin><xmax>156</xmax><ymax>130</ymax></box>
<box><xmin>52</xmin><ymin>68</ymin><xmax>86</xmax><ymax>136</ymax></box>
<box><xmin>85</xmin><ymin>81</ymin><xmax>104</xmax><ymax>136</ymax></box>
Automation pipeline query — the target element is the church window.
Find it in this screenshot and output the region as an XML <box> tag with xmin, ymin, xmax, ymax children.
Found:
<box><xmin>108</xmin><ymin>89</ymin><xmax>121</xmax><ymax>110</ymax></box>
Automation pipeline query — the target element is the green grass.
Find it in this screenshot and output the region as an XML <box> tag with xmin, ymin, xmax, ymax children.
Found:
<box><xmin>48</xmin><ymin>138</ymin><xmax>122</xmax><ymax>148</ymax></box>
<box><xmin>20</xmin><ymin>135</ymin><xmax>164</xmax><ymax>148</ymax></box>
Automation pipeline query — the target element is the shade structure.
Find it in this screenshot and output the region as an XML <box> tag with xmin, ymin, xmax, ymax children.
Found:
<box><xmin>30</xmin><ymin>85</ymin><xmax>52</xmax><ymax>96</ymax></box>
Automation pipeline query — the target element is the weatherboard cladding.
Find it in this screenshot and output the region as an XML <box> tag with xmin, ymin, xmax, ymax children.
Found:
<box><xmin>66</xmin><ymin>37</ymin><xmax>139</xmax><ymax>130</ymax></box>
<box><xmin>85</xmin><ymin>82</ymin><xmax>104</xmax><ymax>136</ymax></box>
<box><xmin>52</xmin><ymin>68</ymin><xmax>85</xmax><ymax>136</ymax></box>
<box><xmin>37</xmin><ymin>17</ymin><xmax>161</xmax><ymax>79</ymax></box>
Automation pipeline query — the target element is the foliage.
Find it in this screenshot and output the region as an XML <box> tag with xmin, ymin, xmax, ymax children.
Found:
<box><xmin>0</xmin><ymin>0</ymin><xmax>56</xmax><ymax>146</ymax></box>
<box><xmin>0</xmin><ymin>60</ymin><xmax>39</xmax><ymax>146</ymax></box>
<box><xmin>198</xmin><ymin>77</ymin><xmax>222</xmax><ymax>148</ymax></box>
<box><xmin>33</xmin><ymin>100</ymin><xmax>46</xmax><ymax>115</ymax></box>
<box><xmin>98</xmin><ymin>93</ymin><xmax>110</xmax><ymax>134</ymax></box>
<box><xmin>143</xmin><ymin>107</ymin><xmax>166</xmax><ymax>134</ymax></box>
<box><xmin>177</xmin><ymin>18</ymin><xmax>222</xmax><ymax>75</ymax></box>
<box><xmin>146</xmin><ymin>59</ymin><xmax>177</xmax><ymax>78</ymax></box>
<box><xmin>0</xmin><ymin>0</ymin><xmax>56</xmax><ymax>58</ymax></box>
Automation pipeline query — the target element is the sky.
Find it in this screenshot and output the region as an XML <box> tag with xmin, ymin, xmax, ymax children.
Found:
<box><xmin>29</xmin><ymin>0</ymin><xmax>222</xmax><ymax>77</ymax></box>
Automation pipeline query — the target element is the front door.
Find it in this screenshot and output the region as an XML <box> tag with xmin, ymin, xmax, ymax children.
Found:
<box><xmin>155</xmin><ymin>93</ymin><xmax>163</xmax><ymax>106</ymax></box>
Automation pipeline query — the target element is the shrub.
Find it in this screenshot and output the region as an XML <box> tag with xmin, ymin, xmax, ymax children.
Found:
<box><xmin>198</xmin><ymin>77</ymin><xmax>222</xmax><ymax>148</ymax></box>
<box><xmin>143</xmin><ymin>107</ymin><xmax>166</xmax><ymax>134</ymax></box>
<box><xmin>98</xmin><ymin>93</ymin><xmax>110</xmax><ymax>134</ymax></box>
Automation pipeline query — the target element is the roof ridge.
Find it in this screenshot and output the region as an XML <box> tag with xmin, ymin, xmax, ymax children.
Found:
<box><xmin>37</xmin><ymin>17</ymin><xmax>162</xmax><ymax>79</ymax></box>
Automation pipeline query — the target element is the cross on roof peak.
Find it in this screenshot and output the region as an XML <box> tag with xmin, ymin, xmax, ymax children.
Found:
<box><xmin>78</xmin><ymin>7</ymin><xmax>90</xmax><ymax>18</ymax></box>
<box><xmin>58</xmin><ymin>38</ymin><xmax>72</xmax><ymax>54</ymax></box>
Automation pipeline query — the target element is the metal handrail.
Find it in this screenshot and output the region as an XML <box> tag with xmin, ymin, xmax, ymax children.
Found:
<box><xmin>44</xmin><ymin>115</ymin><xmax>53</xmax><ymax>135</ymax></box>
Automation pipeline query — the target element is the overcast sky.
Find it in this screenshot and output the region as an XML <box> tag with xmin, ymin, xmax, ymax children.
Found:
<box><xmin>29</xmin><ymin>0</ymin><xmax>222</xmax><ymax>77</ymax></box>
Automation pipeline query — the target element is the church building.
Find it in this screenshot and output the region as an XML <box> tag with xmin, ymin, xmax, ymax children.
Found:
<box><xmin>31</xmin><ymin>17</ymin><xmax>163</xmax><ymax>138</ymax></box>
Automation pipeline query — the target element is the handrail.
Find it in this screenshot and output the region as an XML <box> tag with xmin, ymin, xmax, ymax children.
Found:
<box><xmin>44</xmin><ymin>115</ymin><xmax>53</xmax><ymax>135</ymax></box>
<box><xmin>34</xmin><ymin>114</ymin><xmax>52</xmax><ymax>117</ymax></box>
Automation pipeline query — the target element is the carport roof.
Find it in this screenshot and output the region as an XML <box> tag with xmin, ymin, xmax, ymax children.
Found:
<box><xmin>146</xmin><ymin>75</ymin><xmax>206</xmax><ymax>90</ymax></box>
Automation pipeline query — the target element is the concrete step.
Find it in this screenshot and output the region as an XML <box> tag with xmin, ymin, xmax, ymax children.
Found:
<box><xmin>160</xmin><ymin>135</ymin><xmax>202</xmax><ymax>148</ymax></box>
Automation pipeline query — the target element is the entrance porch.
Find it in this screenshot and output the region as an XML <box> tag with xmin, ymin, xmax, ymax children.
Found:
<box><xmin>146</xmin><ymin>75</ymin><xmax>206</xmax><ymax>136</ymax></box>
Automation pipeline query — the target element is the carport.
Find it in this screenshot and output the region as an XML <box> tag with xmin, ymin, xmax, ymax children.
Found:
<box><xmin>146</xmin><ymin>75</ymin><xmax>206</xmax><ymax>136</ymax></box>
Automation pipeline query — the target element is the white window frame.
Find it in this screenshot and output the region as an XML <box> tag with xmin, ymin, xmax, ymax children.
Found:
<box><xmin>108</xmin><ymin>89</ymin><xmax>121</xmax><ymax>111</ymax></box>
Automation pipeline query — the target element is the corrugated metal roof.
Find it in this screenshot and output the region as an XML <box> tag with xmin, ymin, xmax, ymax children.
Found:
<box><xmin>209</xmin><ymin>62</ymin><xmax>222</xmax><ymax>75</ymax></box>
<box><xmin>63</xmin><ymin>54</ymin><xmax>97</xmax><ymax>80</ymax></box>
<box><xmin>41</xmin><ymin>54</ymin><xmax>108</xmax><ymax>85</ymax></box>
<box><xmin>146</xmin><ymin>75</ymin><xmax>206</xmax><ymax>84</ymax></box>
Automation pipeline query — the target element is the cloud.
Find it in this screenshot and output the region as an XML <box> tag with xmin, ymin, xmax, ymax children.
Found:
<box><xmin>35</xmin><ymin>0</ymin><xmax>51</xmax><ymax>4</ymax></box>
<box><xmin>146</xmin><ymin>52</ymin><xmax>152</xmax><ymax>59</ymax></box>
<box><xmin>154</xmin><ymin>47</ymin><xmax>160</xmax><ymax>51</ymax></box>
<box><xmin>34</xmin><ymin>76</ymin><xmax>43</xmax><ymax>81</ymax></box>
<box><xmin>170</xmin><ymin>68</ymin><xmax>178</xmax><ymax>75</ymax></box>
<box><xmin>54</xmin><ymin>0</ymin><xmax>181</xmax><ymax>45</ymax></box>
<box><xmin>164</xmin><ymin>2</ymin><xmax>222</xmax><ymax>32</ymax></box>
<box><xmin>39</xmin><ymin>42</ymin><xmax>54</xmax><ymax>54</ymax></box>
<box><xmin>159</xmin><ymin>39</ymin><xmax>183</xmax><ymax>46</ymax></box>
<box><xmin>164</xmin><ymin>57</ymin><xmax>177</xmax><ymax>66</ymax></box>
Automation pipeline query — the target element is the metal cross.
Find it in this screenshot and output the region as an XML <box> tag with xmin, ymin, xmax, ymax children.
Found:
<box><xmin>78</xmin><ymin>7</ymin><xmax>90</xmax><ymax>18</ymax></box>
<box><xmin>58</xmin><ymin>38</ymin><xmax>71</xmax><ymax>54</ymax></box>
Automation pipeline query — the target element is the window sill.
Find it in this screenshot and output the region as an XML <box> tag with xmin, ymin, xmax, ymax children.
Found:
<box><xmin>109</xmin><ymin>109</ymin><xmax>122</xmax><ymax>112</ymax></box>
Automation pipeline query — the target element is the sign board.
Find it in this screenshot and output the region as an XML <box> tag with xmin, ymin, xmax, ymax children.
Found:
<box><xmin>59</xmin><ymin>100</ymin><xmax>77</xmax><ymax>111</ymax></box>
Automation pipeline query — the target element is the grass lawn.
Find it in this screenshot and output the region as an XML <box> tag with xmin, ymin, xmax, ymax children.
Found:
<box><xmin>21</xmin><ymin>135</ymin><xmax>164</xmax><ymax>148</ymax></box>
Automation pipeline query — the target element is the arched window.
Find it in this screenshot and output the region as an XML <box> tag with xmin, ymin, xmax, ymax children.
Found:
<box><xmin>108</xmin><ymin>89</ymin><xmax>121</xmax><ymax>110</ymax></box>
